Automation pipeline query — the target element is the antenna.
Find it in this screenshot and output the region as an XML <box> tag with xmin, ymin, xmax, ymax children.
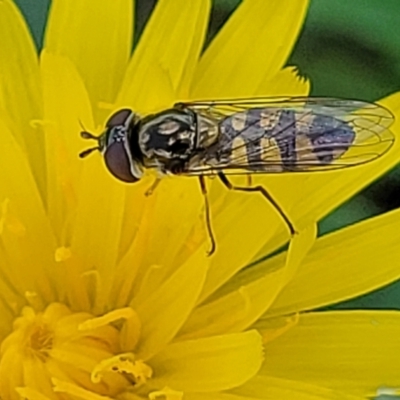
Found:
<box><xmin>79</xmin><ymin>129</ymin><xmax>101</xmax><ymax>158</ymax></box>
<box><xmin>81</xmin><ymin>131</ymin><xmax>99</xmax><ymax>140</ymax></box>
<box><xmin>79</xmin><ymin>146</ymin><xmax>100</xmax><ymax>158</ymax></box>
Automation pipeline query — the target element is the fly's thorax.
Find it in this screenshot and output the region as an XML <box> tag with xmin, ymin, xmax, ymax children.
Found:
<box><xmin>197</xmin><ymin>114</ymin><xmax>219</xmax><ymax>148</ymax></box>
<box><xmin>182</xmin><ymin>114</ymin><xmax>220</xmax><ymax>171</ymax></box>
<box><xmin>138</xmin><ymin>108</ymin><xmax>198</xmax><ymax>162</ymax></box>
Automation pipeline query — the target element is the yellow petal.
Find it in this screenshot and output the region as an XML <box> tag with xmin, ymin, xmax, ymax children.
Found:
<box><xmin>117</xmin><ymin>0</ymin><xmax>210</xmax><ymax>109</ymax></box>
<box><xmin>133</xmin><ymin>248</ymin><xmax>209</xmax><ymax>360</ymax></box>
<box><xmin>178</xmin><ymin>225</ymin><xmax>316</xmax><ymax>339</ymax></box>
<box><xmin>178</xmin><ymin>267</ymin><xmax>288</xmax><ymax>340</ymax></box>
<box><xmin>0</xmin><ymin>300</ymin><xmax>15</xmax><ymax>342</ymax></box>
<box><xmin>69</xmin><ymin>155</ymin><xmax>129</xmax><ymax>313</ymax></box>
<box><xmin>259</xmin><ymin>311</ymin><xmax>400</xmax><ymax>397</ymax></box>
<box><xmin>191</xmin><ymin>0</ymin><xmax>309</xmax><ymax>97</ymax></box>
<box><xmin>16</xmin><ymin>387</ymin><xmax>54</xmax><ymax>400</ymax></box>
<box><xmin>230</xmin><ymin>375</ymin><xmax>366</xmax><ymax>400</ymax></box>
<box><xmin>150</xmin><ymin>330</ymin><xmax>263</xmax><ymax>392</ymax></box>
<box><xmin>266</xmin><ymin>208</ymin><xmax>400</xmax><ymax>316</ymax></box>
<box><xmin>20</xmin><ymin>359</ymin><xmax>56</xmax><ymax>400</ymax></box>
<box><xmin>285</xmin><ymin>223</ymin><xmax>317</xmax><ymax>281</ymax></box>
<box><xmin>0</xmin><ymin>0</ymin><xmax>45</xmax><ymax>194</ymax></box>
<box><xmin>51</xmin><ymin>378</ymin><xmax>113</xmax><ymax>400</ymax></box>
<box><xmin>183</xmin><ymin>394</ymin><xmax>252</xmax><ymax>400</ymax></box>
<box><xmin>0</xmin><ymin>345</ymin><xmax>23</xmax><ymax>400</ymax></box>
<box><xmin>256</xmin><ymin>67</ymin><xmax>310</xmax><ymax>96</ymax></box>
<box><xmin>0</xmin><ymin>118</ymin><xmax>57</xmax><ymax>303</ymax></box>
<box><xmin>44</xmin><ymin>0</ymin><xmax>133</xmax><ymax>118</ymax></box>
<box><xmin>118</xmin><ymin>62</ymin><xmax>177</xmax><ymax>115</ymax></box>
<box><xmin>41</xmin><ymin>51</ymin><xmax>93</xmax><ymax>240</ymax></box>
<box><xmin>109</xmin><ymin>177</ymin><xmax>204</xmax><ymax>308</ymax></box>
<box><xmin>182</xmin><ymin>394</ymin><xmax>247</xmax><ymax>400</ymax></box>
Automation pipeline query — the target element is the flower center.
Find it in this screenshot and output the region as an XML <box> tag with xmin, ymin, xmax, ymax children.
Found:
<box><xmin>25</xmin><ymin>322</ymin><xmax>54</xmax><ymax>361</ymax></box>
<box><xmin>0</xmin><ymin>303</ymin><xmax>151</xmax><ymax>400</ymax></box>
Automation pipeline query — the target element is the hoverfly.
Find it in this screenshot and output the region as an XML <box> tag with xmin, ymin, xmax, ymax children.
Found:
<box><xmin>79</xmin><ymin>97</ymin><xmax>394</xmax><ymax>254</ymax></box>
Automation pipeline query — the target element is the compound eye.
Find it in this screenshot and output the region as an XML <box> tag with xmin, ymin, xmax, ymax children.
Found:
<box><xmin>106</xmin><ymin>109</ymin><xmax>133</xmax><ymax>128</ymax></box>
<box><xmin>104</xmin><ymin>141</ymin><xmax>139</xmax><ymax>183</ymax></box>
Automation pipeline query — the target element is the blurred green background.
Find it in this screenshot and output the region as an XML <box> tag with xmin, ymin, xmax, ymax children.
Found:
<box><xmin>14</xmin><ymin>0</ymin><xmax>400</xmax><ymax>310</ymax></box>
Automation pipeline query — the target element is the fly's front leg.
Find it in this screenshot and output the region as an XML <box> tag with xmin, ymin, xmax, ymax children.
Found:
<box><xmin>199</xmin><ymin>176</ymin><xmax>216</xmax><ymax>256</ymax></box>
<box><xmin>145</xmin><ymin>178</ymin><xmax>162</xmax><ymax>196</ymax></box>
<box><xmin>246</xmin><ymin>175</ymin><xmax>253</xmax><ymax>186</ymax></box>
<box><xmin>217</xmin><ymin>172</ymin><xmax>297</xmax><ymax>236</ymax></box>
<box><xmin>145</xmin><ymin>159</ymin><xmax>186</xmax><ymax>196</ymax></box>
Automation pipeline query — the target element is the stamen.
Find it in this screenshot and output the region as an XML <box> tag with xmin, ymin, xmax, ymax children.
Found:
<box><xmin>79</xmin><ymin>308</ymin><xmax>137</xmax><ymax>330</ymax></box>
<box><xmin>21</xmin><ymin>306</ymin><xmax>36</xmax><ymax>319</ymax></box>
<box><xmin>91</xmin><ymin>353</ymin><xmax>152</xmax><ymax>386</ymax></box>
<box><xmin>55</xmin><ymin>247</ymin><xmax>72</xmax><ymax>262</ymax></box>
<box><xmin>7</xmin><ymin>216</ymin><xmax>26</xmax><ymax>237</ymax></box>
<box><xmin>261</xmin><ymin>314</ymin><xmax>299</xmax><ymax>344</ymax></box>
<box><xmin>29</xmin><ymin>119</ymin><xmax>54</xmax><ymax>129</ymax></box>
<box><xmin>97</xmin><ymin>102</ymin><xmax>116</xmax><ymax>111</ymax></box>
<box><xmin>79</xmin><ymin>307</ymin><xmax>142</xmax><ymax>350</ymax></box>
<box><xmin>0</xmin><ymin>198</ymin><xmax>26</xmax><ymax>237</ymax></box>
<box><xmin>0</xmin><ymin>198</ymin><xmax>10</xmax><ymax>235</ymax></box>
<box><xmin>24</xmin><ymin>291</ymin><xmax>43</xmax><ymax>311</ymax></box>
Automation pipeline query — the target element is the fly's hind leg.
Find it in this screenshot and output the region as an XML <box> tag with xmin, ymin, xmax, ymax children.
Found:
<box><xmin>217</xmin><ymin>172</ymin><xmax>297</xmax><ymax>236</ymax></box>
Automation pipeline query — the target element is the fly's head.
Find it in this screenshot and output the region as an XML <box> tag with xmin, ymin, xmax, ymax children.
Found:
<box><xmin>79</xmin><ymin>109</ymin><xmax>144</xmax><ymax>183</ymax></box>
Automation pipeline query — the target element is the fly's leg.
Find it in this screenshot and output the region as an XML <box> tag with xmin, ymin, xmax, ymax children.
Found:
<box><xmin>199</xmin><ymin>176</ymin><xmax>216</xmax><ymax>256</ymax></box>
<box><xmin>145</xmin><ymin>178</ymin><xmax>161</xmax><ymax>196</ymax></box>
<box><xmin>217</xmin><ymin>172</ymin><xmax>297</xmax><ymax>236</ymax></box>
<box><xmin>247</xmin><ymin>175</ymin><xmax>253</xmax><ymax>186</ymax></box>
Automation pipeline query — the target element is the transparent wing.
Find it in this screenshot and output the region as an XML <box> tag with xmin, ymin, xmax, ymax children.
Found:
<box><xmin>177</xmin><ymin>97</ymin><xmax>394</xmax><ymax>175</ymax></box>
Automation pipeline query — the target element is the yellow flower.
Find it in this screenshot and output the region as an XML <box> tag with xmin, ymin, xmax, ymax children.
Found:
<box><xmin>0</xmin><ymin>0</ymin><xmax>400</xmax><ymax>400</ymax></box>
